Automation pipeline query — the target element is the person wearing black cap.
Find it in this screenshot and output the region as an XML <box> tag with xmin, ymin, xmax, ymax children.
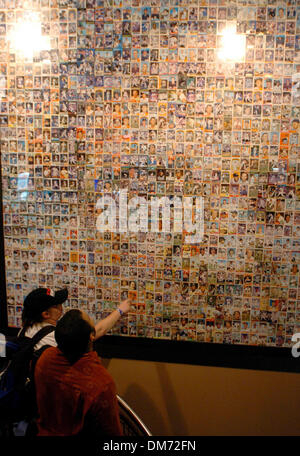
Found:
<box><xmin>21</xmin><ymin>287</ymin><xmax>132</xmax><ymax>350</ymax></box>
<box><xmin>21</xmin><ymin>287</ymin><xmax>68</xmax><ymax>350</ymax></box>
<box><xmin>17</xmin><ymin>288</ymin><xmax>131</xmax><ymax>436</ymax></box>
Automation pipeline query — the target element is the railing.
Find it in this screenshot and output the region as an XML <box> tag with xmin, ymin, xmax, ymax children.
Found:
<box><xmin>117</xmin><ymin>395</ymin><xmax>152</xmax><ymax>436</ymax></box>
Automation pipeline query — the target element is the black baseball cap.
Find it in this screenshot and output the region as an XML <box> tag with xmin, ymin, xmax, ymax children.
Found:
<box><xmin>23</xmin><ymin>287</ymin><xmax>68</xmax><ymax>320</ymax></box>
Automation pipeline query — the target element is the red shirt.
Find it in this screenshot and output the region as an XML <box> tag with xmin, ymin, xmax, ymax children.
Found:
<box><xmin>34</xmin><ymin>347</ymin><xmax>122</xmax><ymax>436</ymax></box>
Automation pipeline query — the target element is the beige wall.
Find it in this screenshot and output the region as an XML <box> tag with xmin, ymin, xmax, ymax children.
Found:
<box><xmin>104</xmin><ymin>358</ymin><xmax>300</xmax><ymax>436</ymax></box>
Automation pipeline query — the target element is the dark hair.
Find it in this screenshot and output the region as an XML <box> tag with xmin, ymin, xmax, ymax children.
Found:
<box><xmin>22</xmin><ymin>309</ymin><xmax>44</xmax><ymax>329</ymax></box>
<box><xmin>55</xmin><ymin>310</ymin><xmax>95</xmax><ymax>364</ymax></box>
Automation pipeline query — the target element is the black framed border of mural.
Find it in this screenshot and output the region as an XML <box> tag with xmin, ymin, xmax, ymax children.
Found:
<box><xmin>94</xmin><ymin>334</ymin><xmax>300</xmax><ymax>374</ymax></box>
<box><xmin>1</xmin><ymin>312</ymin><xmax>300</xmax><ymax>374</ymax></box>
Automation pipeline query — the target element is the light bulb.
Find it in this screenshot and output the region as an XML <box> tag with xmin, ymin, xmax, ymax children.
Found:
<box><xmin>218</xmin><ymin>23</ymin><xmax>246</xmax><ymax>62</ymax></box>
<box><xmin>8</xmin><ymin>11</ymin><xmax>50</xmax><ymax>60</ymax></box>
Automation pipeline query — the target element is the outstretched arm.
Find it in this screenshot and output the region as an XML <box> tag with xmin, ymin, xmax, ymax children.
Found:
<box><xmin>94</xmin><ymin>299</ymin><xmax>131</xmax><ymax>340</ymax></box>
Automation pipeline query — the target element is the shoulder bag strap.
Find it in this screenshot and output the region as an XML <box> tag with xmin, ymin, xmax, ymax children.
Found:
<box><xmin>29</xmin><ymin>325</ymin><xmax>55</xmax><ymax>347</ymax></box>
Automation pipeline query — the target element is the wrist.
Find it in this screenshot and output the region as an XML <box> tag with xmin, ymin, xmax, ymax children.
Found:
<box><xmin>117</xmin><ymin>307</ymin><xmax>124</xmax><ymax>317</ymax></box>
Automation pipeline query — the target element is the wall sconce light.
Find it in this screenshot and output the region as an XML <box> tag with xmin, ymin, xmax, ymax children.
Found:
<box><xmin>217</xmin><ymin>23</ymin><xmax>246</xmax><ymax>62</ymax></box>
<box><xmin>7</xmin><ymin>11</ymin><xmax>51</xmax><ymax>60</ymax></box>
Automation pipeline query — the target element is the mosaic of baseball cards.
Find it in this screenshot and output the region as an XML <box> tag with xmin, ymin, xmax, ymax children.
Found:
<box><xmin>1</xmin><ymin>0</ymin><xmax>300</xmax><ymax>347</ymax></box>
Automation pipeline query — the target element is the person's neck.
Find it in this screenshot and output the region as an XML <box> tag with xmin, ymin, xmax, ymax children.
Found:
<box><xmin>42</xmin><ymin>317</ymin><xmax>56</xmax><ymax>326</ymax></box>
<box><xmin>87</xmin><ymin>341</ymin><xmax>94</xmax><ymax>352</ymax></box>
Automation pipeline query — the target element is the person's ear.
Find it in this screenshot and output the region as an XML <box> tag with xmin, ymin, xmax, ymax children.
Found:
<box><xmin>41</xmin><ymin>309</ymin><xmax>50</xmax><ymax>320</ymax></box>
<box><xmin>90</xmin><ymin>332</ymin><xmax>96</xmax><ymax>342</ymax></box>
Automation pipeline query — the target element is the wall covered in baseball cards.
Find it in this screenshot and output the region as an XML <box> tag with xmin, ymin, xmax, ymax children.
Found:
<box><xmin>1</xmin><ymin>0</ymin><xmax>300</xmax><ymax>365</ymax></box>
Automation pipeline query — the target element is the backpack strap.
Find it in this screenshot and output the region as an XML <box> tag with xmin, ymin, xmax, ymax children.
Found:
<box><xmin>30</xmin><ymin>344</ymin><xmax>53</xmax><ymax>378</ymax></box>
<box><xmin>18</xmin><ymin>327</ymin><xmax>27</xmax><ymax>338</ymax></box>
<box><xmin>30</xmin><ymin>326</ymin><xmax>55</xmax><ymax>348</ymax></box>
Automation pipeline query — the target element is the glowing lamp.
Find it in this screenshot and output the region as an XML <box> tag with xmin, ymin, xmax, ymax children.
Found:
<box><xmin>218</xmin><ymin>23</ymin><xmax>246</xmax><ymax>62</ymax></box>
<box><xmin>8</xmin><ymin>11</ymin><xmax>51</xmax><ymax>60</ymax></box>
